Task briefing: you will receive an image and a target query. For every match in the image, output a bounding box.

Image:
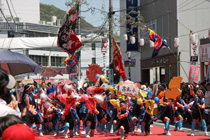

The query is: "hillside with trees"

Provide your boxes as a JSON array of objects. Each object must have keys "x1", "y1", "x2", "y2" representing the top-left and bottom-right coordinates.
[{"x1": 40, "y1": 3, "x2": 94, "y2": 28}]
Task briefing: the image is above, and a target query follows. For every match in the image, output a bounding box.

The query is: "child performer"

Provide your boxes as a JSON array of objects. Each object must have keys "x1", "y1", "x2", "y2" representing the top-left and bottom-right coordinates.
[
  {"x1": 110, "y1": 99, "x2": 120, "y2": 136},
  {"x1": 115, "y1": 100, "x2": 130, "y2": 140},
  {"x1": 85, "y1": 97, "x2": 99, "y2": 138},
  {"x1": 76, "y1": 88, "x2": 87, "y2": 134},
  {"x1": 174, "y1": 95, "x2": 185, "y2": 132},
  {"x1": 130, "y1": 98, "x2": 144, "y2": 135},
  {"x1": 63, "y1": 97, "x2": 80, "y2": 138},
  {"x1": 52, "y1": 101, "x2": 62, "y2": 137},
  {"x1": 190, "y1": 89, "x2": 209, "y2": 136},
  {"x1": 159, "y1": 98, "x2": 174, "y2": 135},
  {"x1": 96, "y1": 101, "x2": 111, "y2": 135}
]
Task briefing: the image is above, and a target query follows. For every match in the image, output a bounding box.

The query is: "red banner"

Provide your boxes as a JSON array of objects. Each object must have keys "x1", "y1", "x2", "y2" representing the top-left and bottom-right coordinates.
[
  {"x1": 113, "y1": 39, "x2": 126, "y2": 79},
  {"x1": 189, "y1": 65, "x2": 200, "y2": 83}
]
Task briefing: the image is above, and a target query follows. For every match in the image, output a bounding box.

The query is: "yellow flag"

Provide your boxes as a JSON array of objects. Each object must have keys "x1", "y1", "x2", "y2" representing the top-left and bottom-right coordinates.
[
  {"x1": 145, "y1": 100, "x2": 154, "y2": 116},
  {"x1": 139, "y1": 89, "x2": 148, "y2": 98}
]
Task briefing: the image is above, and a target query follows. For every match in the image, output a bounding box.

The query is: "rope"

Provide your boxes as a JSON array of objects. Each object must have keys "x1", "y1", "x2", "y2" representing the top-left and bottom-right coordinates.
[{"x1": 167, "y1": 47, "x2": 203, "y2": 121}]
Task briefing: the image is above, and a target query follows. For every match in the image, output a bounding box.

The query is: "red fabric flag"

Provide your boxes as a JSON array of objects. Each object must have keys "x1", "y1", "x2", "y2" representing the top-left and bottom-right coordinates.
[
  {"x1": 113, "y1": 39, "x2": 126, "y2": 79},
  {"x1": 57, "y1": 1, "x2": 82, "y2": 55},
  {"x1": 86, "y1": 97, "x2": 97, "y2": 114}
]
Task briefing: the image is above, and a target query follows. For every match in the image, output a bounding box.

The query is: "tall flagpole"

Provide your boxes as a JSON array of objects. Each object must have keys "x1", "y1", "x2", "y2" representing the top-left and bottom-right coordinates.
[
  {"x1": 109, "y1": 0, "x2": 113, "y2": 84},
  {"x1": 78, "y1": 0, "x2": 81, "y2": 81}
]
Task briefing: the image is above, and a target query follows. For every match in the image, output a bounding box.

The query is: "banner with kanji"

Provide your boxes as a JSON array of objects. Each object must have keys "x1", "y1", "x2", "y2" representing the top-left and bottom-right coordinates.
[
  {"x1": 57, "y1": 0, "x2": 82, "y2": 55},
  {"x1": 64, "y1": 48, "x2": 81, "y2": 74},
  {"x1": 189, "y1": 65, "x2": 200, "y2": 83},
  {"x1": 119, "y1": 84, "x2": 139, "y2": 96},
  {"x1": 113, "y1": 39, "x2": 126, "y2": 80}
]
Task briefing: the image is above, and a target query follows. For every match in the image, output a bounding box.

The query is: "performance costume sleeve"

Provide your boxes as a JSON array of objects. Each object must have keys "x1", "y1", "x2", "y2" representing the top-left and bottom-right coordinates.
[
  {"x1": 201, "y1": 98, "x2": 205, "y2": 104},
  {"x1": 74, "y1": 110, "x2": 80, "y2": 121},
  {"x1": 139, "y1": 106, "x2": 146, "y2": 121},
  {"x1": 131, "y1": 101, "x2": 138, "y2": 116},
  {"x1": 70, "y1": 108, "x2": 80, "y2": 121},
  {"x1": 183, "y1": 101, "x2": 195, "y2": 110}
]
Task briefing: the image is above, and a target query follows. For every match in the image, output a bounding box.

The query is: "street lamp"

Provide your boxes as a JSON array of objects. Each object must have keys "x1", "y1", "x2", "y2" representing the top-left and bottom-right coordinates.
[{"x1": 127, "y1": 51, "x2": 131, "y2": 80}]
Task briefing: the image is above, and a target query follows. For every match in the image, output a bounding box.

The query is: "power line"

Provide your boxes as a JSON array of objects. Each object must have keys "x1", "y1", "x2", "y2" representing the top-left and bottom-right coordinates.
[
  {"x1": 9, "y1": 0, "x2": 18, "y2": 18},
  {"x1": 6, "y1": 0, "x2": 16, "y2": 25},
  {"x1": 178, "y1": 0, "x2": 190, "y2": 8},
  {"x1": 178, "y1": 0, "x2": 194, "y2": 10},
  {"x1": 0, "y1": 8, "x2": 15, "y2": 32},
  {"x1": 178, "y1": 1, "x2": 206, "y2": 13},
  {"x1": 152, "y1": 3, "x2": 191, "y2": 31}
]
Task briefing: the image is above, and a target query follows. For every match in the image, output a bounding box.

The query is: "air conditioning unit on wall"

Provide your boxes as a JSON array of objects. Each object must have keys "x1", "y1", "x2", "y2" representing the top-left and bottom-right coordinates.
[
  {"x1": 14, "y1": 17, "x2": 19, "y2": 22},
  {"x1": 6, "y1": 16, "x2": 12, "y2": 21}
]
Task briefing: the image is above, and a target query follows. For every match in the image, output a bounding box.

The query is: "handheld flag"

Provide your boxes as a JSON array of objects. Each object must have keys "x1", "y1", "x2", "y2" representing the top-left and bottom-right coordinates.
[
  {"x1": 165, "y1": 76, "x2": 183, "y2": 100},
  {"x1": 64, "y1": 48, "x2": 81, "y2": 74},
  {"x1": 148, "y1": 28, "x2": 168, "y2": 58},
  {"x1": 57, "y1": 0, "x2": 82, "y2": 55},
  {"x1": 113, "y1": 39, "x2": 126, "y2": 80}
]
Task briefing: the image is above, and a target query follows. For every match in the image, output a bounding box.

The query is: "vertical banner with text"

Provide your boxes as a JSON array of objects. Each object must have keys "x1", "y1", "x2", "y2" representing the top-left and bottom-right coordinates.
[
  {"x1": 126, "y1": 0, "x2": 138, "y2": 51},
  {"x1": 190, "y1": 33, "x2": 199, "y2": 62},
  {"x1": 189, "y1": 65, "x2": 200, "y2": 83}
]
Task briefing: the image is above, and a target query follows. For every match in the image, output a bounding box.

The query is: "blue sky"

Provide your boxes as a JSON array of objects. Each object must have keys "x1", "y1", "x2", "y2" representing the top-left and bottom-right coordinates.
[{"x1": 40, "y1": 0, "x2": 120, "y2": 28}]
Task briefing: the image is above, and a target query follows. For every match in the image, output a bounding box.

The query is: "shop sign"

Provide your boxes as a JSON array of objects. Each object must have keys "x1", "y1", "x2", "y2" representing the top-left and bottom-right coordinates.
[
  {"x1": 124, "y1": 59, "x2": 136, "y2": 67},
  {"x1": 189, "y1": 65, "x2": 200, "y2": 83},
  {"x1": 199, "y1": 44, "x2": 210, "y2": 62},
  {"x1": 151, "y1": 58, "x2": 169, "y2": 66}
]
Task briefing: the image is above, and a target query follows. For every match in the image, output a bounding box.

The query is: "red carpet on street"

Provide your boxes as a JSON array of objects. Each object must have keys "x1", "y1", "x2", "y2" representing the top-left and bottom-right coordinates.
[{"x1": 35, "y1": 126, "x2": 209, "y2": 140}]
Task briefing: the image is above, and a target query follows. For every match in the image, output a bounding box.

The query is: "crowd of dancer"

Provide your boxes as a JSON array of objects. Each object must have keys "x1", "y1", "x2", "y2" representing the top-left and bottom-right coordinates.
[{"x1": 0, "y1": 68, "x2": 209, "y2": 139}]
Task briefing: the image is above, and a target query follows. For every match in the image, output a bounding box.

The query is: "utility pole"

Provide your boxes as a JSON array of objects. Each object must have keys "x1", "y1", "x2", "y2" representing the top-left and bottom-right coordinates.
[
  {"x1": 109, "y1": 0, "x2": 114, "y2": 84},
  {"x1": 78, "y1": 1, "x2": 81, "y2": 81}
]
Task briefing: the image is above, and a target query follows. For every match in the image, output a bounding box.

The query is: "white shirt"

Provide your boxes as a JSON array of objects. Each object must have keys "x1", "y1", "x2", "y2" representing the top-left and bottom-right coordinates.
[{"x1": 0, "y1": 98, "x2": 19, "y2": 117}]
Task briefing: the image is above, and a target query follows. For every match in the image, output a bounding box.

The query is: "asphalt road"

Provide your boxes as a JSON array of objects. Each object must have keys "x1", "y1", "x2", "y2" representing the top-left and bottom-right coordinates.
[{"x1": 153, "y1": 120, "x2": 210, "y2": 137}]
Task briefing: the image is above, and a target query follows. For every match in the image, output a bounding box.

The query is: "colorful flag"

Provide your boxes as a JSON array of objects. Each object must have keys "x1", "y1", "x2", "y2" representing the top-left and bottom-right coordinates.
[
  {"x1": 57, "y1": 0, "x2": 82, "y2": 55},
  {"x1": 64, "y1": 48, "x2": 81, "y2": 74},
  {"x1": 148, "y1": 28, "x2": 168, "y2": 58},
  {"x1": 113, "y1": 39, "x2": 126, "y2": 80}
]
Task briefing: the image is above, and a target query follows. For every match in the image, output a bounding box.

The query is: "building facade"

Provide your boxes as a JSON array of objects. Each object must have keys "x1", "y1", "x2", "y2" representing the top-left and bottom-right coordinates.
[
  {"x1": 120, "y1": 0, "x2": 210, "y2": 84},
  {"x1": 0, "y1": 0, "x2": 40, "y2": 23},
  {"x1": 0, "y1": 0, "x2": 109, "y2": 82}
]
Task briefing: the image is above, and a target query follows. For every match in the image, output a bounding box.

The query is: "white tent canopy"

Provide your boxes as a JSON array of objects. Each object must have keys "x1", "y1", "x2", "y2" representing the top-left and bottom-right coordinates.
[
  {"x1": 0, "y1": 37, "x2": 56, "y2": 49},
  {"x1": 0, "y1": 34, "x2": 105, "y2": 49}
]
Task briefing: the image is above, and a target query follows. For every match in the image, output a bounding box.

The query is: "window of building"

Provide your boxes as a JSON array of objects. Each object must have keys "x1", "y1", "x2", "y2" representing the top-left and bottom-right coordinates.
[
  {"x1": 56, "y1": 57, "x2": 61, "y2": 67},
  {"x1": 51, "y1": 56, "x2": 56, "y2": 66},
  {"x1": 61, "y1": 57, "x2": 66, "y2": 66},
  {"x1": 92, "y1": 43, "x2": 95, "y2": 50},
  {"x1": 37, "y1": 56, "x2": 42, "y2": 65},
  {"x1": 92, "y1": 58, "x2": 96, "y2": 64},
  {"x1": 42, "y1": 56, "x2": 48, "y2": 66}
]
